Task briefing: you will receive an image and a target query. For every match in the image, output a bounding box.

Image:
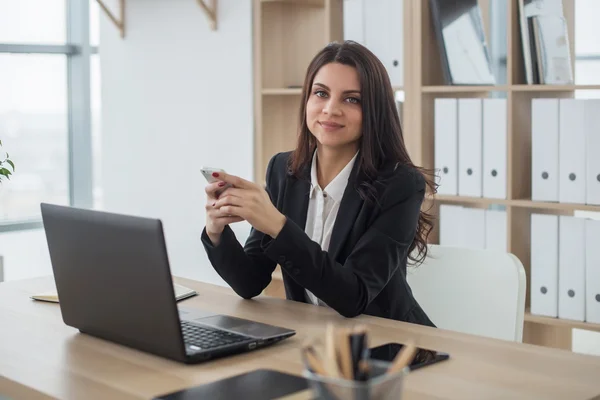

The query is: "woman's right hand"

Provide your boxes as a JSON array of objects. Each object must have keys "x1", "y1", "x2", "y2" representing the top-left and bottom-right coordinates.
[{"x1": 205, "y1": 182, "x2": 244, "y2": 246}]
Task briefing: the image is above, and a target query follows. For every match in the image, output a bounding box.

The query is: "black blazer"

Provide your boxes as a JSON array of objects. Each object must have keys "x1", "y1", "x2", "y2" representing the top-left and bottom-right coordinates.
[{"x1": 201, "y1": 151, "x2": 435, "y2": 327}]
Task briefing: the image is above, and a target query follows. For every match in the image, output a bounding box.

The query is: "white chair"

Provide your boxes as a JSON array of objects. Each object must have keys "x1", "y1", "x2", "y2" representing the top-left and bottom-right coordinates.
[{"x1": 407, "y1": 244, "x2": 526, "y2": 342}]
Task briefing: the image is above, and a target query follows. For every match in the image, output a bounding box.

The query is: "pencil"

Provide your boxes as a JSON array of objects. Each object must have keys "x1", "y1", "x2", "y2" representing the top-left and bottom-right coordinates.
[{"x1": 387, "y1": 342, "x2": 417, "y2": 374}]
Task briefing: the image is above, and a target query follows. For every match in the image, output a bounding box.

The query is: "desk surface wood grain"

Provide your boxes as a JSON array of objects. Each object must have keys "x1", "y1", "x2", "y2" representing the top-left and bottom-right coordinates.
[{"x1": 1, "y1": 276, "x2": 599, "y2": 400}]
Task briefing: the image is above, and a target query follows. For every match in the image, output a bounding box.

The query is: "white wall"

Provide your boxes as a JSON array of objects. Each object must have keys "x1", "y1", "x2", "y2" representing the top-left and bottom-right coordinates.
[
  {"x1": 100, "y1": 0, "x2": 253, "y2": 285},
  {"x1": 0, "y1": 230, "x2": 51, "y2": 282}
]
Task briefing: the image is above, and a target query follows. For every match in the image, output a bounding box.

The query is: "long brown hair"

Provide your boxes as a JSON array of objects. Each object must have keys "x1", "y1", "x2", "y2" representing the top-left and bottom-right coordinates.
[{"x1": 288, "y1": 40, "x2": 437, "y2": 266}]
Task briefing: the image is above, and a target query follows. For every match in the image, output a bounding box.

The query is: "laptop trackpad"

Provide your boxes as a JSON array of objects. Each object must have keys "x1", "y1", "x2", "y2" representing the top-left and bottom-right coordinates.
[{"x1": 196, "y1": 315, "x2": 288, "y2": 338}]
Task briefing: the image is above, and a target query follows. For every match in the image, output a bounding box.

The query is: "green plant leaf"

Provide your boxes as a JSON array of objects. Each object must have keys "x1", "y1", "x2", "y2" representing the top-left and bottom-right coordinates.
[
  {"x1": 6, "y1": 159, "x2": 15, "y2": 171},
  {"x1": 0, "y1": 167, "x2": 11, "y2": 175}
]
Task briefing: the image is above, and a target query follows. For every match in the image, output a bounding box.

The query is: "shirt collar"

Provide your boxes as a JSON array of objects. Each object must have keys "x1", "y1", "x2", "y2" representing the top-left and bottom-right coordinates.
[{"x1": 309, "y1": 150, "x2": 359, "y2": 203}]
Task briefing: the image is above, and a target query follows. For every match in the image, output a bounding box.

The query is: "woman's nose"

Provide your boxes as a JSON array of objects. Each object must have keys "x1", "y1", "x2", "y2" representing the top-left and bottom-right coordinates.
[{"x1": 322, "y1": 100, "x2": 342, "y2": 116}]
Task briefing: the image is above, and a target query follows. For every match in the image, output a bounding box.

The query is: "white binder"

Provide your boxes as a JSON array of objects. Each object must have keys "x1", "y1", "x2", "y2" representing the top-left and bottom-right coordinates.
[
  {"x1": 364, "y1": 0, "x2": 403, "y2": 87},
  {"x1": 558, "y1": 216, "x2": 586, "y2": 321},
  {"x1": 585, "y1": 219, "x2": 600, "y2": 324},
  {"x1": 434, "y1": 98, "x2": 458, "y2": 195},
  {"x1": 463, "y1": 208, "x2": 486, "y2": 250},
  {"x1": 530, "y1": 214, "x2": 559, "y2": 318},
  {"x1": 532, "y1": 99, "x2": 559, "y2": 202},
  {"x1": 439, "y1": 205, "x2": 464, "y2": 247},
  {"x1": 485, "y1": 209, "x2": 507, "y2": 252},
  {"x1": 559, "y1": 99, "x2": 586, "y2": 204},
  {"x1": 585, "y1": 99, "x2": 600, "y2": 205},
  {"x1": 482, "y1": 99, "x2": 507, "y2": 199},
  {"x1": 343, "y1": 0, "x2": 365, "y2": 45},
  {"x1": 458, "y1": 99, "x2": 483, "y2": 197}
]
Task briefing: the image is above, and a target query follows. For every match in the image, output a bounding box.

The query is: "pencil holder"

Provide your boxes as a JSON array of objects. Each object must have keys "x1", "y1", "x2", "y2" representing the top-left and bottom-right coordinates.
[{"x1": 303, "y1": 360, "x2": 407, "y2": 400}]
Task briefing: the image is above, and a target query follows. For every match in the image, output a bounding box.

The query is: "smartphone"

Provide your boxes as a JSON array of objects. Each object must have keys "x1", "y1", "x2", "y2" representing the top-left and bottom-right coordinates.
[
  {"x1": 201, "y1": 166, "x2": 232, "y2": 197},
  {"x1": 200, "y1": 166, "x2": 227, "y2": 184},
  {"x1": 369, "y1": 343, "x2": 449, "y2": 371}
]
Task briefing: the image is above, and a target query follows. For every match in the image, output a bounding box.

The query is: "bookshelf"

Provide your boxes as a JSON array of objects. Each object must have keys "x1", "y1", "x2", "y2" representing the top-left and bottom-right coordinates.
[
  {"x1": 253, "y1": 0, "x2": 600, "y2": 350},
  {"x1": 409, "y1": 0, "x2": 600, "y2": 350}
]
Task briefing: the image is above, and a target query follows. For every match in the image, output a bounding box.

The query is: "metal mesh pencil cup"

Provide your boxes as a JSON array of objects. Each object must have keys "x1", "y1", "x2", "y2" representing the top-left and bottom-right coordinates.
[{"x1": 303, "y1": 360, "x2": 408, "y2": 400}]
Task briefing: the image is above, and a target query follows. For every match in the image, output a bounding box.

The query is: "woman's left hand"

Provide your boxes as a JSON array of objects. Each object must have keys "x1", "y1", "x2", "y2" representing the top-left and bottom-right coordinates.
[{"x1": 211, "y1": 171, "x2": 287, "y2": 238}]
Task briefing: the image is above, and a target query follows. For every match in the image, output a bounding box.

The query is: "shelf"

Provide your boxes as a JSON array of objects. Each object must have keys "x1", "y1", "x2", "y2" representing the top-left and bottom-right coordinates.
[
  {"x1": 525, "y1": 311, "x2": 600, "y2": 332},
  {"x1": 511, "y1": 199, "x2": 600, "y2": 213},
  {"x1": 96, "y1": 0, "x2": 125, "y2": 38},
  {"x1": 422, "y1": 84, "x2": 600, "y2": 93},
  {"x1": 262, "y1": 88, "x2": 303, "y2": 95},
  {"x1": 431, "y1": 196, "x2": 600, "y2": 213},
  {"x1": 196, "y1": 0, "x2": 218, "y2": 31},
  {"x1": 422, "y1": 85, "x2": 508, "y2": 93},
  {"x1": 431, "y1": 195, "x2": 511, "y2": 207},
  {"x1": 512, "y1": 84, "x2": 600, "y2": 92},
  {"x1": 261, "y1": 0, "x2": 324, "y2": 7}
]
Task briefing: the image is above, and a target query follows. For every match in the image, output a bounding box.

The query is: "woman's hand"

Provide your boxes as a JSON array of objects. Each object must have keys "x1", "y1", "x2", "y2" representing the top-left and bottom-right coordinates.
[
  {"x1": 212, "y1": 171, "x2": 287, "y2": 238},
  {"x1": 205, "y1": 181, "x2": 244, "y2": 245}
]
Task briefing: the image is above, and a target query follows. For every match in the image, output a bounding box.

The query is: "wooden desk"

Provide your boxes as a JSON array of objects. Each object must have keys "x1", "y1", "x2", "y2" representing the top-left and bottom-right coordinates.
[{"x1": 1, "y1": 277, "x2": 599, "y2": 400}]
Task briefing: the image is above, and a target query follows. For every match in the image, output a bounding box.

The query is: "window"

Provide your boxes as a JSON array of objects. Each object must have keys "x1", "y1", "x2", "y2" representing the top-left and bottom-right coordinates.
[
  {"x1": 0, "y1": 0, "x2": 100, "y2": 230},
  {"x1": 0, "y1": 54, "x2": 69, "y2": 221},
  {"x1": 0, "y1": 0, "x2": 66, "y2": 44}
]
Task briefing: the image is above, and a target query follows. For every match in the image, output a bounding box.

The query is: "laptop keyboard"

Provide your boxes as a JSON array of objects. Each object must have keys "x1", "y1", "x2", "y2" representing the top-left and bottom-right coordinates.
[{"x1": 180, "y1": 321, "x2": 250, "y2": 351}]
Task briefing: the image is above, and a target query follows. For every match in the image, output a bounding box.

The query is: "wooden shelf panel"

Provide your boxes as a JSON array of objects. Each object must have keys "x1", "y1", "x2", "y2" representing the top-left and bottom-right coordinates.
[
  {"x1": 431, "y1": 196, "x2": 600, "y2": 213},
  {"x1": 260, "y1": 1, "x2": 326, "y2": 89},
  {"x1": 512, "y1": 84, "x2": 600, "y2": 92},
  {"x1": 261, "y1": 0, "x2": 324, "y2": 7},
  {"x1": 422, "y1": 85, "x2": 509, "y2": 93},
  {"x1": 431, "y1": 195, "x2": 511, "y2": 207},
  {"x1": 511, "y1": 199, "x2": 600, "y2": 213},
  {"x1": 525, "y1": 310, "x2": 600, "y2": 332},
  {"x1": 422, "y1": 85, "x2": 600, "y2": 93},
  {"x1": 262, "y1": 88, "x2": 302, "y2": 95}
]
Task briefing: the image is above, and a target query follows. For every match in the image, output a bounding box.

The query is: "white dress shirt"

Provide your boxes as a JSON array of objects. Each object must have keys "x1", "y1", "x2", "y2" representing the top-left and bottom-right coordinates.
[{"x1": 304, "y1": 150, "x2": 359, "y2": 306}]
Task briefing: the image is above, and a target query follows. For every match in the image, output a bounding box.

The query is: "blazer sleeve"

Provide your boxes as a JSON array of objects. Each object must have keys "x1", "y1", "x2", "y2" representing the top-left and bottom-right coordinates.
[
  {"x1": 260, "y1": 170, "x2": 425, "y2": 318},
  {"x1": 200, "y1": 155, "x2": 279, "y2": 299}
]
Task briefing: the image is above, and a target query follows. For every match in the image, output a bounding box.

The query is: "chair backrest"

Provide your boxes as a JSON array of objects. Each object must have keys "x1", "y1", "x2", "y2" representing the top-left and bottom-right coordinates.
[{"x1": 407, "y1": 244, "x2": 526, "y2": 342}]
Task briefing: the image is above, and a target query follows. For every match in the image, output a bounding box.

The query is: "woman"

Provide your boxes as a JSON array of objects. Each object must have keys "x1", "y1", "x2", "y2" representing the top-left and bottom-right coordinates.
[{"x1": 201, "y1": 41, "x2": 436, "y2": 327}]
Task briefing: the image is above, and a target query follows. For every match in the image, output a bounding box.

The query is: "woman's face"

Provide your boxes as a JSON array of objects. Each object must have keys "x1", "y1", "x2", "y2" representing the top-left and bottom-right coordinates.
[{"x1": 305, "y1": 62, "x2": 363, "y2": 151}]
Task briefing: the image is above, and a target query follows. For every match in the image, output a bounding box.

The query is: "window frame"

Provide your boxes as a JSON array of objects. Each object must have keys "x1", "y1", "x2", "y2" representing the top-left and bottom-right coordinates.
[{"x1": 0, "y1": 0, "x2": 98, "y2": 232}]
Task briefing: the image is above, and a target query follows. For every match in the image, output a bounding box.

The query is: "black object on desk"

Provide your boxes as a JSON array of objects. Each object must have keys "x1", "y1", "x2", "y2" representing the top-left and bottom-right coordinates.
[{"x1": 153, "y1": 369, "x2": 309, "y2": 400}]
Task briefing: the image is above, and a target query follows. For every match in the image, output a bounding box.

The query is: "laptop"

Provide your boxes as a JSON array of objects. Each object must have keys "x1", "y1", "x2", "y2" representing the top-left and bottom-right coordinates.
[{"x1": 40, "y1": 203, "x2": 296, "y2": 364}]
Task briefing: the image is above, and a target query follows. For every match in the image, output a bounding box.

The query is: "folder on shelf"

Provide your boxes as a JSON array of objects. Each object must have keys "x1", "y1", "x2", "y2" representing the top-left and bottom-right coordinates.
[
  {"x1": 343, "y1": 0, "x2": 365, "y2": 45},
  {"x1": 458, "y1": 99, "x2": 483, "y2": 197},
  {"x1": 485, "y1": 209, "x2": 507, "y2": 252},
  {"x1": 31, "y1": 283, "x2": 197, "y2": 303},
  {"x1": 532, "y1": 98, "x2": 559, "y2": 202},
  {"x1": 559, "y1": 99, "x2": 587, "y2": 204},
  {"x1": 429, "y1": 0, "x2": 496, "y2": 85},
  {"x1": 530, "y1": 14, "x2": 573, "y2": 85},
  {"x1": 434, "y1": 98, "x2": 458, "y2": 195},
  {"x1": 530, "y1": 213, "x2": 559, "y2": 318},
  {"x1": 439, "y1": 205, "x2": 464, "y2": 247},
  {"x1": 462, "y1": 207, "x2": 486, "y2": 250},
  {"x1": 558, "y1": 216, "x2": 586, "y2": 322},
  {"x1": 482, "y1": 99, "x2": 507, "y2": 199},
  {"x1": 585, "y1": 219, "x2": 600, "y2": 324},
  {"x1": 361, "y1": 0, "x2": 403, "y2": 88},
  {"x1": 585, "y1": 99, "x2": 600, "y2": 205},
  {"x1": 517, "y1": 0, "x2": 565, "y2": 84}
]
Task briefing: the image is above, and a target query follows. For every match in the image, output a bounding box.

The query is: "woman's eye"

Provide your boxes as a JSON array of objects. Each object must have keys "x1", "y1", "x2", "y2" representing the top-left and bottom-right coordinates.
[
  {"x1": 347, "y1": 97, "x2": 360, "y2": 104},
  {"x1": 314, "y1": 90, "x2": 327, "y2": 98}
]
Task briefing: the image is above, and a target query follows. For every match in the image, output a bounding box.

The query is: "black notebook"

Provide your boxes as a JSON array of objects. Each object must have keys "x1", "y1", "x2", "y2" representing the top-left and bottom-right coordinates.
[{"x1": 153, "y1": 369, "x2": 309, "y2": 400}]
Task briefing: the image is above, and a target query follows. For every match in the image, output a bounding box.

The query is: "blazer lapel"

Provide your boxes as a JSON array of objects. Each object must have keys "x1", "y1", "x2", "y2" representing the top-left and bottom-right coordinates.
[
  {"x1": 328, "y1": 160, "x2": 364, "y2": 261},
  {"x1": 284, "y1": 176, "x2": 310, "y2": 230},
  {"x1": 281, "y1": 173, "x2": 311, "y2": 302}
]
